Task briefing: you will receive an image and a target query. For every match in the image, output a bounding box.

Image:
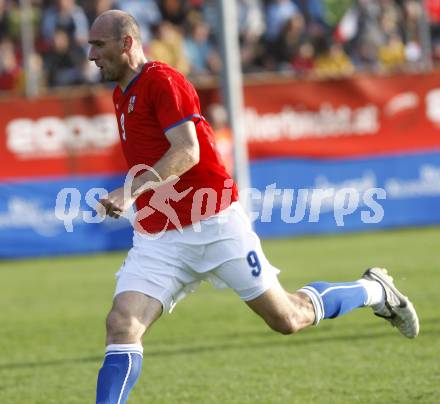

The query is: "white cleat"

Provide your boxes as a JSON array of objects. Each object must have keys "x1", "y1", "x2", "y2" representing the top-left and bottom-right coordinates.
[{"x1": 362, "y1": 267, "x2": 419, "y2": 338}]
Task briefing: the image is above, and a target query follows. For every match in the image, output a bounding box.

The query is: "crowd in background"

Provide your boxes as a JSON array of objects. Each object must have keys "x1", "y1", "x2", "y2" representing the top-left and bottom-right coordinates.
[{"x1": 1, "y1": 0, "x2": 440, "y2": 94}]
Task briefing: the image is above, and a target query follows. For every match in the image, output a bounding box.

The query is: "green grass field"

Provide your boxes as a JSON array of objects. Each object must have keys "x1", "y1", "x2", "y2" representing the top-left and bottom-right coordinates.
[{"x1": 1, "y1": 227, "x2": 439, "y2": 403}]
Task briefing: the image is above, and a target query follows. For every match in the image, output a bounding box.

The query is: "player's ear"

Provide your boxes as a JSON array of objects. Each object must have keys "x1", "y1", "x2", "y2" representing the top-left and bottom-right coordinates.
[{"x1": 122, "y1": 35, "x2": 133, "y2": 52}]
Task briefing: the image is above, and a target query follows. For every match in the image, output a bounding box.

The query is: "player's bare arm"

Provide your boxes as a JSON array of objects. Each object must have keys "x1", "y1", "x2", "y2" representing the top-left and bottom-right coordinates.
[
  {"x1": 99, "y1": 121, "x2": 199, "y2": 218},
  {"x1": 132, "y1": 120, "x2": 200, "y2": 197}
]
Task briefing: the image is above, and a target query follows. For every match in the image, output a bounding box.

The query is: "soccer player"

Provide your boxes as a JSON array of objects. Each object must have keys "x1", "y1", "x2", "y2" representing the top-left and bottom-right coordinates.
[{"x1": 88, "y1": 11, "x2": 419, "y2": 404}]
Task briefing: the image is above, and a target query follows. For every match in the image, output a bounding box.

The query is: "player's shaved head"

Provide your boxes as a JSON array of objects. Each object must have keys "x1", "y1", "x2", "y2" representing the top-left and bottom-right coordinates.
[
  {"x1": 93, "y1": 10, "x2": 142, "y2": 45},
  {"x1": 89, "y1": 10, "x2": 147, "y2": 87}
]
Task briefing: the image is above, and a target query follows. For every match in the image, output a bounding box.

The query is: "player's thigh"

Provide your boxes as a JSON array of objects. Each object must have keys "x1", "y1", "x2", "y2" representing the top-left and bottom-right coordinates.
[
  {"x1": 109, "y1": 291, "x2": 163, "y2": 332},
  {"x1": 212, "y1": 250, "x2": 280, "y2": 302}
]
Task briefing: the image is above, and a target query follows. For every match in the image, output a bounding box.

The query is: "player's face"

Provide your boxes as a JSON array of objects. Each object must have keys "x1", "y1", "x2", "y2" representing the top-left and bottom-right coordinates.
[{"x1": 88, "y1": 21, "x2": 127, "y2": 82}]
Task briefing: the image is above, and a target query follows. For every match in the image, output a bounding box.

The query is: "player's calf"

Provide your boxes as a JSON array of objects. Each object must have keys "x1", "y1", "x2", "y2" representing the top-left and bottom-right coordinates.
[
  {"x1": 246, "y1": 285, "x2": 315, "y2": 334},
  {"x1": 96, "y1": 292, "x2": 163, "y2": 404},
  {"x1": 106, "y1": 309, "x2": 145, "y2": 344},
  {"x1": 105, "y1": 291, "x2": 162, "y2": 344},
  {"x1": 264, "y1": 313, "x2": 300, "y2": 335}
]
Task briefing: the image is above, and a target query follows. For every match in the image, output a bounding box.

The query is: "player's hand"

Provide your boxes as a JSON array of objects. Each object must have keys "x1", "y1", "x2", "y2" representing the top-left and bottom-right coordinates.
[{"x1": 98, "y1": 187, "x2": 135, "y2": 219}]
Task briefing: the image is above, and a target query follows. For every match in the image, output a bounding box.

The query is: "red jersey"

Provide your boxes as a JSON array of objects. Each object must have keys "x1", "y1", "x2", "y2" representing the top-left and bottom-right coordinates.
[{"x1": 113, "y1": 61, "x2": 238, "y2": 233}]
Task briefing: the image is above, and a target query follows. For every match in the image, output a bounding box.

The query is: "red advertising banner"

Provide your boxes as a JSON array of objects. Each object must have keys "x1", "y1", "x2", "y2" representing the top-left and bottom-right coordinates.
[
  {"x1": 2, "y1": 71, "x2": 440, "y2": 180},
  {"x1": 242, "y1": 71, "x2": 440, "y2": 159},
  {"x1": 0, "y1": 89, "x2": 126, "y2": 180}
]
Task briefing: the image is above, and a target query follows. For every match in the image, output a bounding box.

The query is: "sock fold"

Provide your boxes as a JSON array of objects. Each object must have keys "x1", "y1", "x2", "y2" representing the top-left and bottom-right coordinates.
[{"x1": 105, "y1": 343, "x2": 144, "y2": 356}]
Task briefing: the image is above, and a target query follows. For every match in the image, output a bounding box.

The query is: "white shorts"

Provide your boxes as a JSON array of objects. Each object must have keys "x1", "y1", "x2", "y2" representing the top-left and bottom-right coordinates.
[{"x1": 115, "y1": 202, "x2": 280, "y2": 313}]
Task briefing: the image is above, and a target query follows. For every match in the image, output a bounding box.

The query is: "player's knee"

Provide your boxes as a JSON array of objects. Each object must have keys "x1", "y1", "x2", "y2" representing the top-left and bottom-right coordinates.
[
  {"x1": 268, "y1": 315, "x2": 299, "y2": 335},
  {"x1": 106, "y1": 309, "x2": 143, "y2": 340}
]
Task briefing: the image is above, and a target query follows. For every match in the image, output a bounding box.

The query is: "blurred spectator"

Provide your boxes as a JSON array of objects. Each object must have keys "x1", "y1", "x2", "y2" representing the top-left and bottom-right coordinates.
[
  {"x1": 4, "y1": 0, "x2": 42, "y2": 47},
  {"x1": 200, "y1": 0, "x2": 266, "y2": 72},
  {"x1": 264, "y1": 0, "x2": 301, "y2": 69},
  {"x1": 350, "y1": 0, "x2": 387, "y2": 68},
  {"x1": 379, "y1": 2, "x2": 403, "y2": 40},
  {"x1": 265, "y1": 0, "x2": 299, "y2": 42},
  {"x1": 0, "y1": 0, "x2": 11, "y2": 41},
  {"x1": 206, "y1": 103, "x2": 234, "y2": 176},
  {"x1": 238, "y1": 0, "x2": 266, "y2": 72},
  {"x1": 432, "y1": 38, "x2": 440, "y2": 66},
  {"x1": 81, "y1": 0, "x2": 115, "y2": 27},
  {"x1": 375, "y1": 1, "x2": 407, "y2": 71},
  {"x1": 291, "y1": 41, "x2": 315, "y2": 75},
  {"x1": 184, "y1": 18, "x2": 221, "y2": 76},
  {"x1": 353, "y1": 38, "x2": 381, "y2": 71},
  {"x1": 273, "y1": 13, "x2": 307, "y2": 69},
  {"x1": 160, "y1": 0, "x2": 188, "y2": 26},
  {"x1": 427, "y1": 0, "x2": 440, "y2": 42},
  {"x1": 427, "y1": 0, "x2": 440, "y2": 67},
  {"x1": 378, "y1": 32, "x2": 406, "y2": 71},
  {"x1": 43, "y1": 27, "x2": 87, "y2": 87},
  {"x1": 41, "y1": 0, "x2": 89, "y2": 51},
  {"x1": 294, "y1": 0, "x2": 327, "y2": 28},
  {"x1": 148, "y1": 21, "x2": 190, "y2": 75},
  {"x1": 239, "y1": 0, "x2": 266, "y2": 44},
  {"x1": 402, "y1": 0, "x2": 424, "y2": 66},
  {"x1": 314, "y1": 36, "x2": 354, "y2": 78},
  {"x1": 40, "y1": 0, "x2": 90, "y2": 87},
  {"x1": 115, "y1": 0, "x2": 161, "y2": 46},
  {"x1": 200, "y1": 0, "x2": 217, "y2": 37},
  {"x1": 0, "y1": 36, "x2": 23, "y2": 92}
]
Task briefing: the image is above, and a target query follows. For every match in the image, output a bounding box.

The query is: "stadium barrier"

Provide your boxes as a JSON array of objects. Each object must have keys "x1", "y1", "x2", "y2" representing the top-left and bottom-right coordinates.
[{"x1": 2, "y1": 72, "x2": 440, "y2": 258}]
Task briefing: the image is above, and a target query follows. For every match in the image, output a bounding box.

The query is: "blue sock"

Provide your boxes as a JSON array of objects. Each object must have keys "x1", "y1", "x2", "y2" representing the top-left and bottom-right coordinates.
[
  {"x1": 96, "y1": 344, "x2": 143, "y2": 404},
  {"x1": 299, "y1": 281, "x2": 367, "y2": 325}
]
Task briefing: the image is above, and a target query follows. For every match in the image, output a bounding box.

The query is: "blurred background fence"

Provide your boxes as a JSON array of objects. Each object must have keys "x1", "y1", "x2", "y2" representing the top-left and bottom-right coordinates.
[{"x1": 2, "y1": 0, "x2": 440, "y2": 258}]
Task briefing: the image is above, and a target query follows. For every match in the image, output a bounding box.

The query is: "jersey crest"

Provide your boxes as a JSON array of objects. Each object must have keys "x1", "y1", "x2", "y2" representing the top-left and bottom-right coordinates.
[{"x1": 128, "y1": 95, "x2": 136, "y2": 114}]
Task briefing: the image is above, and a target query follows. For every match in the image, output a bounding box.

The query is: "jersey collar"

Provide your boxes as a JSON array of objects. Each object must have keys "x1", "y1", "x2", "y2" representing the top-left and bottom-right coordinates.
[{"x1": 121, "y1": 63, "x2": 148, "y2": 95}]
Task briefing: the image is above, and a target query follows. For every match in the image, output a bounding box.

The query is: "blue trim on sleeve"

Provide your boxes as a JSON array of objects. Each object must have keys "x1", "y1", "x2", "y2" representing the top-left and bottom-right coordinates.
[{"x1": 164, "y1": 114, "x2": 204, "y2": 132}]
